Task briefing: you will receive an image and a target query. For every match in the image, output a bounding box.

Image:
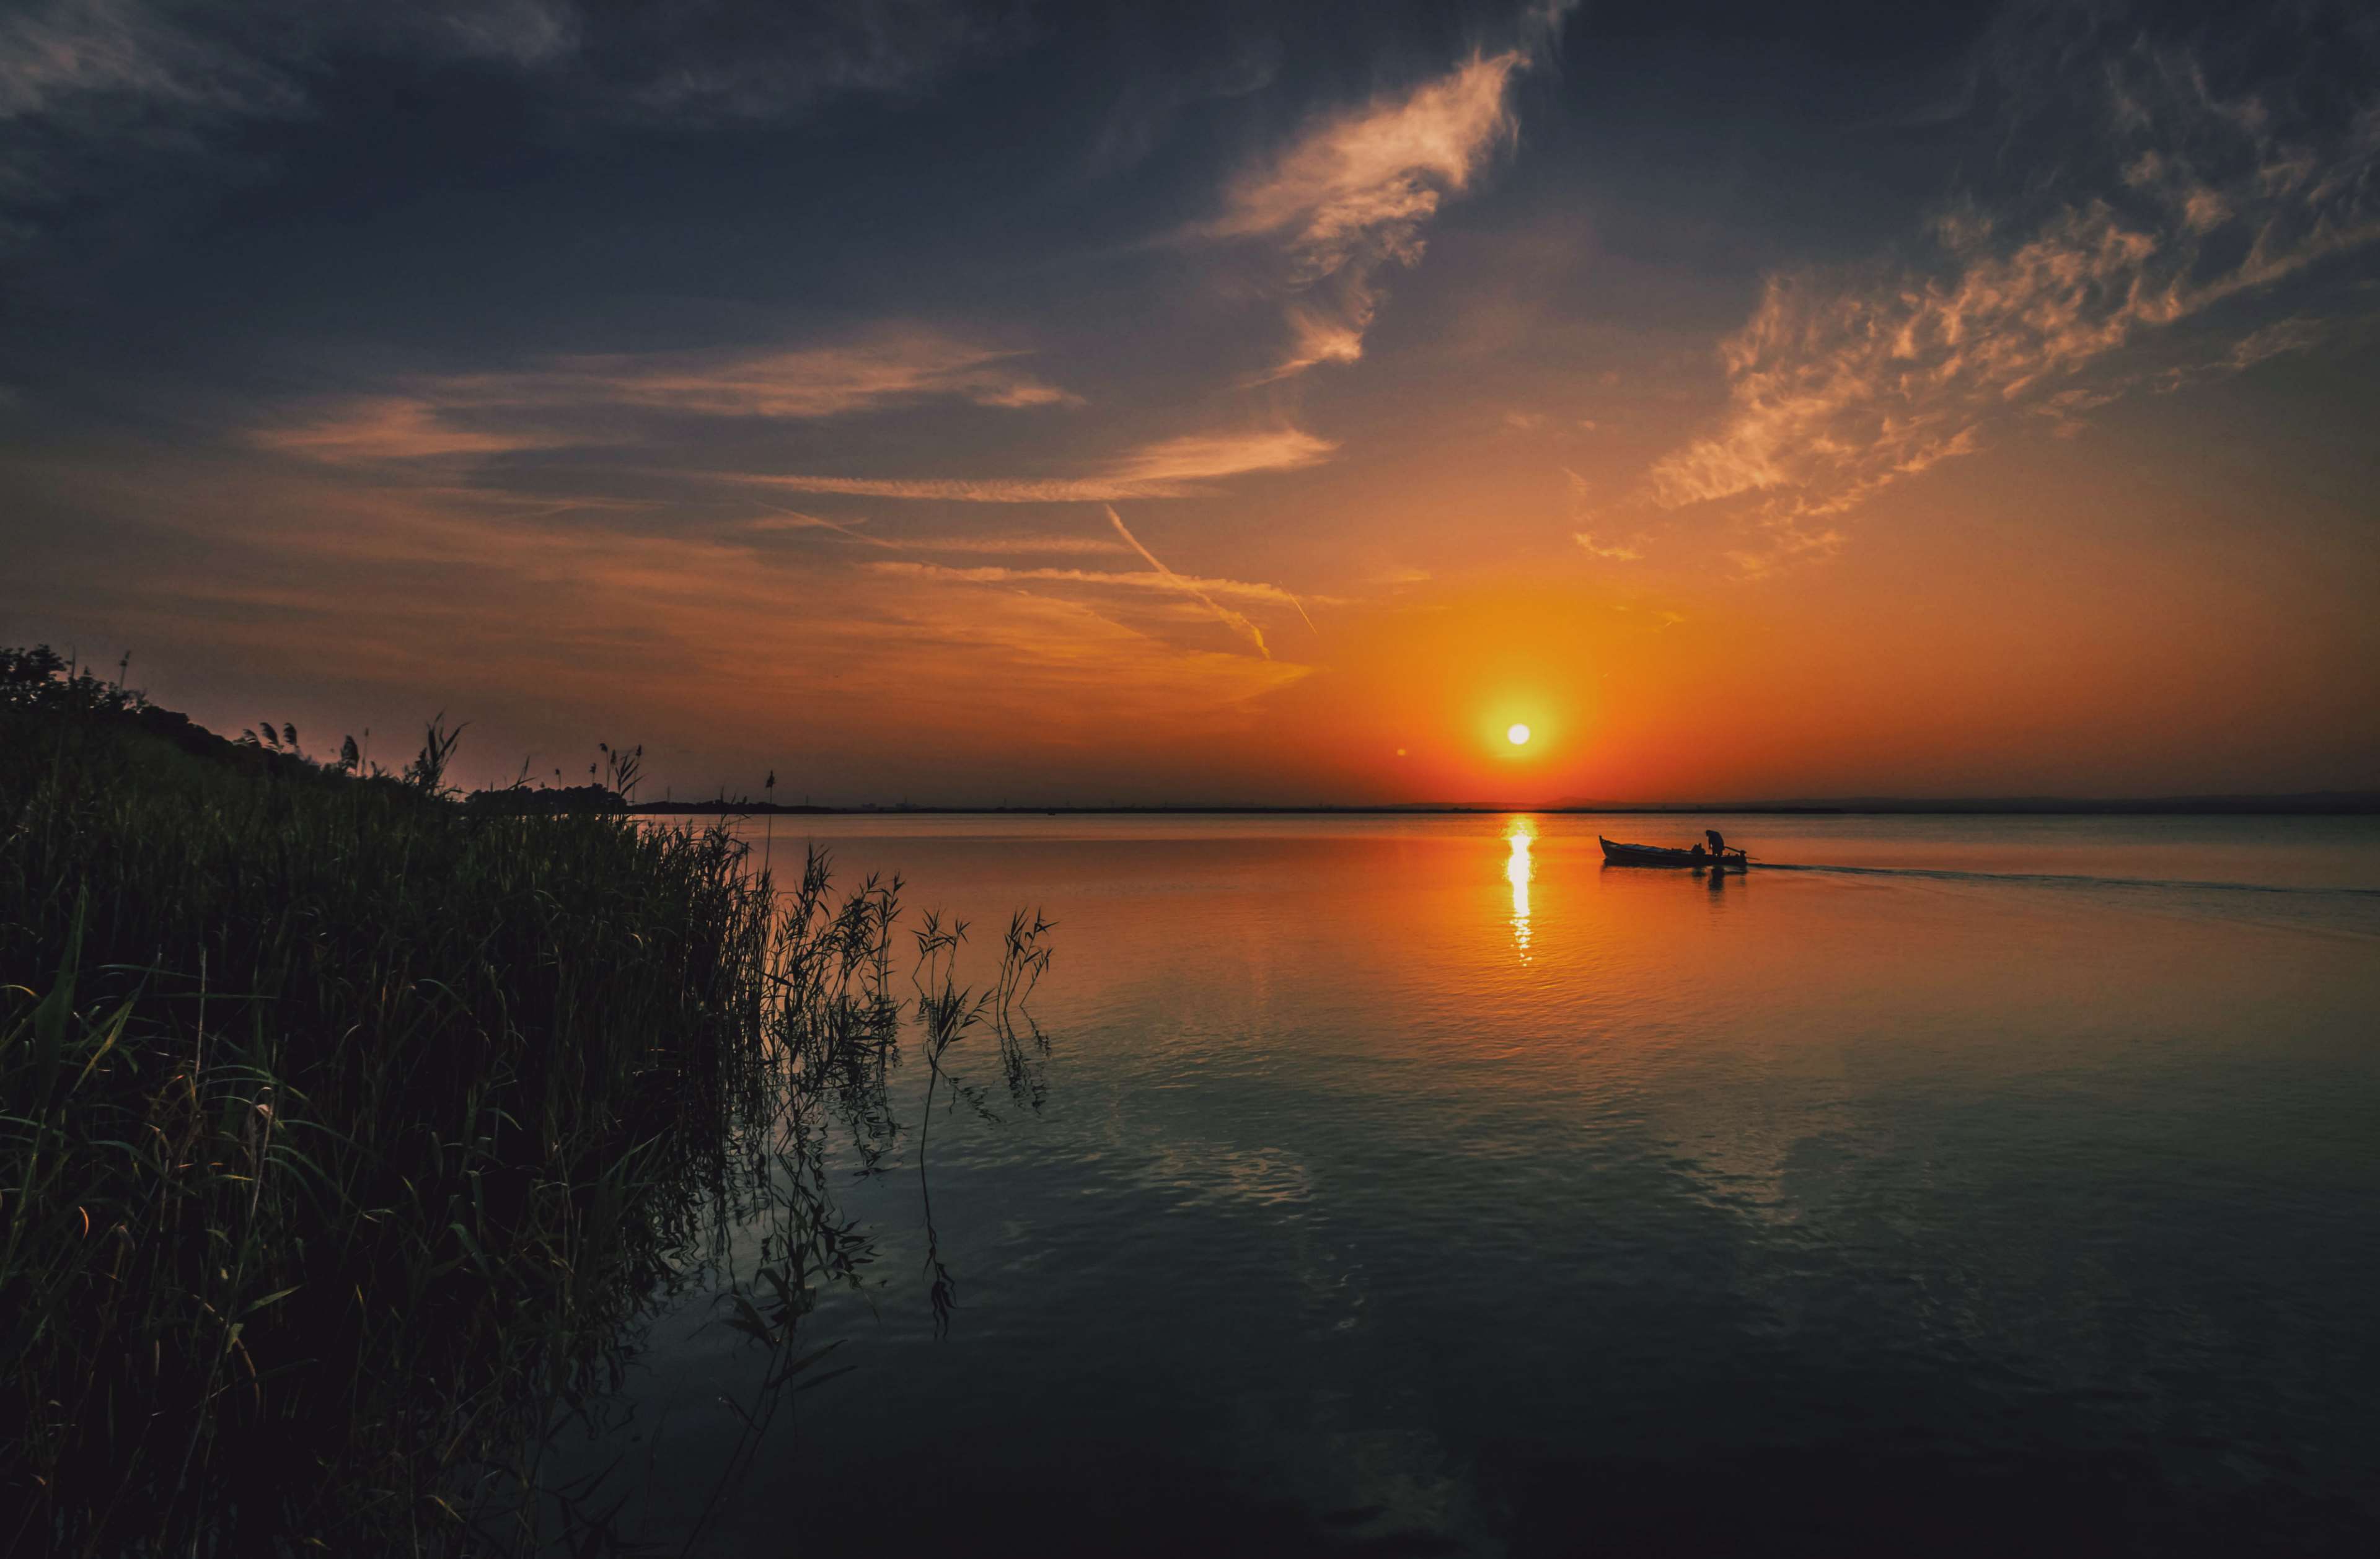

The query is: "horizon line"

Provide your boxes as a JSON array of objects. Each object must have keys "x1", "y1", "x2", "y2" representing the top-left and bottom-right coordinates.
[{"x1": 627, "y1": 792, "x2": 2380, "y2": 818}]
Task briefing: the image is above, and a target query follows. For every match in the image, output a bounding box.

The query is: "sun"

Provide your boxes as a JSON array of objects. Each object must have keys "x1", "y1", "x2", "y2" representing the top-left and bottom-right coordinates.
[{"x1": 1507, "y1": 723, "x2": 1532, "y2": 747}]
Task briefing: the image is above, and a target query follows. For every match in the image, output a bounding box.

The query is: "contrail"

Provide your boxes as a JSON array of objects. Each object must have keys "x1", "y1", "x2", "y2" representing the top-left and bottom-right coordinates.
[
  {"x1": 750, "y1": 501, "x2": 896, "y2": 547},
  {"x1": 1105, "y1": 506, "x2": 1270, "y2": 659}
]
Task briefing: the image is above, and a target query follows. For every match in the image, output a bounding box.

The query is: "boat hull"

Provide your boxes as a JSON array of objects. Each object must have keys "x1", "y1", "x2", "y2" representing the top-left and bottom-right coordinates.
[{"x1": 1599, "y1": 836, "x2": 1747, "y2": 870}]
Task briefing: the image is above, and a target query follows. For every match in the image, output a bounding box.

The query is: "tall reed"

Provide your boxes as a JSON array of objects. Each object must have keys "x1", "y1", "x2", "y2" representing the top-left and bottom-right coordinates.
[{"x1": 0, "y1": 660, "x2": 1049, "y2": 1555}]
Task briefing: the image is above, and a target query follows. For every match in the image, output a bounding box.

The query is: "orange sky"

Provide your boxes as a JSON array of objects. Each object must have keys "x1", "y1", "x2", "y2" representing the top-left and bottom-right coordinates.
[{"x1": 4, "y1": 0, "x2": 2376, "y2": 802}]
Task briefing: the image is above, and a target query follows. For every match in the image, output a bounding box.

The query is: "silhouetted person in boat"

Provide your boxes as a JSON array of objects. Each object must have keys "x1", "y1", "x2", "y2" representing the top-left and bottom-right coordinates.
[
  {"x1": 1689, "y1": 843, "x2": 1708, "y2": 863},
  {"x1": 1706, "y1": 828, "x2": 1727, "y2": 859}
]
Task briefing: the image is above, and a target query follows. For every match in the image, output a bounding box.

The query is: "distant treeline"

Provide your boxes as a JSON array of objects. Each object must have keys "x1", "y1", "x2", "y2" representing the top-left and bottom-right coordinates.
[
  {"x1": 1, "y1": 643, "x2": 648, "y2": 814},
  {"x1": 1, "y1": 643, "x2": 390, "y2": 788},
  {"x1": 466, "y1": 781, "x2": 633, "y2": 814},
  {"x1": 636, "y1": 798, "x2": 837, "y2": 815}
]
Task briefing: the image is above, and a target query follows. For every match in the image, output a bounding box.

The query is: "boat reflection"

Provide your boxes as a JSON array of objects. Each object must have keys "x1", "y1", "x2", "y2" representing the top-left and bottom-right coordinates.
[{"x1": 1505, "y1": 817, "x2": 1535, "y2": 960}]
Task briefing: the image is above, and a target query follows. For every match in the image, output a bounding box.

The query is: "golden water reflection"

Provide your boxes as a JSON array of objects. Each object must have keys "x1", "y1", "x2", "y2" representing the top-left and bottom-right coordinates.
[{"x1": 1504, "y1": 817, "x2": 1535, "y2": 960}]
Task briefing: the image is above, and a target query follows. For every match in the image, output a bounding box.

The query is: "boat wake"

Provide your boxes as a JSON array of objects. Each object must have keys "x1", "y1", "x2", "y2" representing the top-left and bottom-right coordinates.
[
  {"x1": 1755, "y1": 861, "x2": 2378, "y2": 895},
  {"x1": 1751, "y1": 861, "x2": 2380, "y2": 934}
]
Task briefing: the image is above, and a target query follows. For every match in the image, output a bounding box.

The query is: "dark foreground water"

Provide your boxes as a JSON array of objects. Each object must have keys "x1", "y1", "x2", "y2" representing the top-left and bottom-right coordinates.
[{"x1": 570, "y1": 815, "x2": 2380, "y2": 1557}]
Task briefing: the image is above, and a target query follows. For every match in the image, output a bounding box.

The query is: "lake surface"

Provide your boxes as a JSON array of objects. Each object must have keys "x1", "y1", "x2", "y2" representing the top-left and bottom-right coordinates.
[{"x1": 573, "y1": 814, "x2": 2380, "y2": 1556}]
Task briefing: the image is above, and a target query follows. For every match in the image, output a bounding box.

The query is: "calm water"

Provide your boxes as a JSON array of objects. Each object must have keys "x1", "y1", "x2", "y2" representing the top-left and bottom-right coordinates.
[{"x1": 576, "y1": 814, "x2": 2380, "y2": 1556}]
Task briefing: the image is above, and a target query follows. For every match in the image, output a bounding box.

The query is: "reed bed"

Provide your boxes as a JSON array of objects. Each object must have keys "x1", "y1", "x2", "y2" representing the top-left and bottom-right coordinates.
[{"x1": 0, "y1": 651, "x2": 1049, "y2": 1555}]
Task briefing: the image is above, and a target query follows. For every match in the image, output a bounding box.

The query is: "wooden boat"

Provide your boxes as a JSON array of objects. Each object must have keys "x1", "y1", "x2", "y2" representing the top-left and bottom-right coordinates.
[{"x1": 1599, "y1": 836, "x2": 1748, "y2": 870}]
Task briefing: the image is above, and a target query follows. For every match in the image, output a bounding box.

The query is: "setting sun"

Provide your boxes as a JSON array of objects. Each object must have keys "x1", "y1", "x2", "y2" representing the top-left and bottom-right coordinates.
[{"x1": 1507, "y1": 724, "x2": 1532, "y2": 746}]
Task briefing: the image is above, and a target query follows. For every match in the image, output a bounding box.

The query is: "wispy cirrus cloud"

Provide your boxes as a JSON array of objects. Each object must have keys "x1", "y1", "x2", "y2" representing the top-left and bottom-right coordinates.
[
  {"x1": 1631, "y1": 1, "x2": 2380, "y2": 572},
  {"x1": 1202, "y1": 2, "x2": 1575, "y2": 377},
  {"x1": 0, "y1": 0, "x2": 998, "y2": 132},
  {"x1": 2148, "y1": 314, "x2": 2339, "y2": 395},
  {"x1": 743, "y1": 427, "x2": 1336, "y2": 503},
  {"x1": 1572, "y1": 533, "x2": 1643, "y2": 561},
  {"x1": 582, "y1": 1, "x2": 1016, "y2": 123},
  {"x1": 0, "y1": 0, "x2": 299, "y2": 222},
  {"x1": 549, "y1": 335, "x2": 1077, "y2": 418},
  {"x1": 0, "y1": 1, "x2": 560, "y2": 217},
  {"x1": 744, "y1": 514, "x2": 1127, "y2": 556},
  {"x1": 252, "y1": 329, "x2": 1077, "y2": 464},
  {"x1": 866, "y1": 559, "x2": 1305, "y2": 612},
  {"x1": 853, "y1": 505, "x2": 1320, "y2": 662},
  {"x1": 0, "y1": 0, "x2": 302, "y2": 126},
  {"x1": 77, "y1": 458, "x2": 1312, "y2": 757},
  {"x1": 251, "y1": 395, "x2": 555, "y2": 463},
  {"x1": 895, "y1": 533, "x2": 1129, "y2": 555},
  {"x1": 0, "y1": 0, "x2": 1007, "y2": 227},
  {"x1": 1563, "y1": 467, "x2": 1641, "y2": 561}
]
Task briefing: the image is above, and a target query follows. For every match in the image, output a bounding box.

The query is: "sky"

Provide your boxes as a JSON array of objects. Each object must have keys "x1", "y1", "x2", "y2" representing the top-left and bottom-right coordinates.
[{"x1": 3, "y1": 0, "x2": 2376, "y2": 804}]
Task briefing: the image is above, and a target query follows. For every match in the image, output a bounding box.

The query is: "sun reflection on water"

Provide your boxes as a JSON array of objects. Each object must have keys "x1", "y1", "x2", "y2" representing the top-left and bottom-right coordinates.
[{"x1": 1505, "y1": 817, "x2": 1535, "y2": 960}]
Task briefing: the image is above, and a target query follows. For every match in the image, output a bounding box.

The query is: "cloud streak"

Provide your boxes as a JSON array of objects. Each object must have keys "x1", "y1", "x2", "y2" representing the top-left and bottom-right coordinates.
[
  {"x1": 866, "y1": 557, "x2": 1307, "y2": 612},
  {"x1": 1564, "y1": 467, "x2": 1642, "y2": 561},
  {"x1": 0, "y1": 1, "x2": 301, "y2": 125},
  {"x1": 744, "y1": 427, "x2": 1336, "y2": 503},
  {"x1": 545, "y1": 335, "x2": 1077, "y2": 418},
  {"x1": 1205, "y1": 2, "x2": 1575, "y2": 377},
  {"x1": 253, "y1": 329, "x2": 1077, "y2": 464},
  {"x1": 0, "y1": 1, "x2": 1005, "y2": 217},
  {"x1": 43, "y1": 450, "x2": 1311, "y2": 759},
  {"x1": 252, "y1": 395, "x2": 558, "y2": 462},
  {"x1": 1105, "y1": 507, "x2": 1271, "y2": 657},
  {"x1": 814, "y1": 530, "x2": 1129, "y2": 556},
  {"x1": 744, "y1": 511, "x2": 1130, "y2": 556}
]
